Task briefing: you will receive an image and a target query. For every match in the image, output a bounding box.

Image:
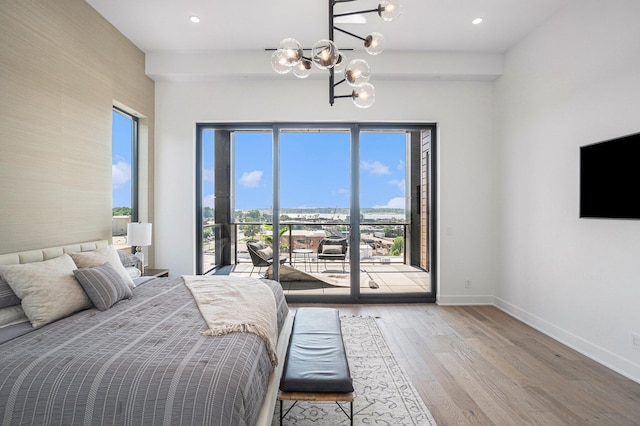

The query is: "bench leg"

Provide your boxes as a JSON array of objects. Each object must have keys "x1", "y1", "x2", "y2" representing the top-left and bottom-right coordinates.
[
  {"x1": 334, "y1": 400, "x2": 354, "y2": 425},
  {"x1": 281, "y1": 399, "x2": 352, "y2": 424},
  {"x1": 280, "y1": 400, "x2": 299, "y2": 425}
]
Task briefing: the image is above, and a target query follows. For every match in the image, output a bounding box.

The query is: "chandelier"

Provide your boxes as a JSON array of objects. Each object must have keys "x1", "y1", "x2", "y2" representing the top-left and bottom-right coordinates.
[{"x1": 270, "y1": 0, "x2": 401, "y2": 108}]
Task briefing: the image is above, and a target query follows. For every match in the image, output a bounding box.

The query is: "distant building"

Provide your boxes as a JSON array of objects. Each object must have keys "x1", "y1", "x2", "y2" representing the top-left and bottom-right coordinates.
[{"x1": 112, "y1": 215, "x2": 131, "y2": 236}]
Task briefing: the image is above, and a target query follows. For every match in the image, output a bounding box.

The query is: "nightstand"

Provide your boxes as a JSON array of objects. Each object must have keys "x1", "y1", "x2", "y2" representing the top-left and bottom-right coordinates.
[{"x1": 142, "y1": 268, "x2": 169, "y2": 278}]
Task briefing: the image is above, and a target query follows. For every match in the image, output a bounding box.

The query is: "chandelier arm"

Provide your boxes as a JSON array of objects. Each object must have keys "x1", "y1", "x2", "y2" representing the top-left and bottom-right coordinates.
[
  {"x1": 333, "y1": 26, "x2": 367, "y2": 42},
  {"x1": 329, "y1": 67, "x2": 335, "y2": 106},
  {"x1": 333, "y1": 78, "x2": 347, "y2": 87},
  {"x1": 333, "y1": 94, "x2": 354, "y2": 99},
  {"x1": 334, "y1": 8, "x2": 380, "y2": 18}
]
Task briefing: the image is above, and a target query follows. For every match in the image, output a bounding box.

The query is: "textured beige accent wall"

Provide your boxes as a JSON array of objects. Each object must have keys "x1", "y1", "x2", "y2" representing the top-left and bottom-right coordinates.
[{"x1": 0, "y1": 0, "x2": 154, "y2": 255}]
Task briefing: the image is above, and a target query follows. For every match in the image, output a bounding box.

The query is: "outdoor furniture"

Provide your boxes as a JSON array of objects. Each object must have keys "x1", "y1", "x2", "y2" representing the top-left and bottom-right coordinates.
[
  {"x1": 292, "y1": 248, "x2": 313, "y2": 272},
  {"x1": 246, "y1": 240, "x2": 287, "y2": 276},
  {"x1": 317, "y1": 236, "x2": 348, "y2": 272}
]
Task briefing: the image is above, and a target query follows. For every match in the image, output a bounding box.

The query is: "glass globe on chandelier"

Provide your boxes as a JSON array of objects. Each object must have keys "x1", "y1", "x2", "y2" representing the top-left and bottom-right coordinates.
[{"x1": 270, "y1": 0, "x2": 401, "y2": 108}]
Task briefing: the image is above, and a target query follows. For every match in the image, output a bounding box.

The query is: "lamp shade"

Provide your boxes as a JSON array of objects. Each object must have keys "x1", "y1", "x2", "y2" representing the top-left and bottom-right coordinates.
[
  {"x1": 378, "y1": 0, "x2": 402, "y2": 21},
  {"x1": 127, "y1": 222, "x2": 152, "y2": 247},
  {"x1": 293, "y1": 58, "x2": 313, "y2": 78},
  {"x1": 312, "y1": 39, "x2": 339, "y2": 69},
  {"x1": 345, "y1": 59, "x2": 371, "y2": 87},
  {"x1": 271, "y1": 50, "x2": 292, "y2": 74},
  {"x1": 352, "y1": 83, "x2": 375, "y2": 108},
  {"x1": 364, "y1": 32, "x2": 385, "y2": 55}
]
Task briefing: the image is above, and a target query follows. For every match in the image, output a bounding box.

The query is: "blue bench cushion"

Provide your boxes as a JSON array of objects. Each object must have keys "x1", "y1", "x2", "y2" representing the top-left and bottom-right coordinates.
[{"x1": 280, "y1": 308, "x2": 354, "y2": 393}]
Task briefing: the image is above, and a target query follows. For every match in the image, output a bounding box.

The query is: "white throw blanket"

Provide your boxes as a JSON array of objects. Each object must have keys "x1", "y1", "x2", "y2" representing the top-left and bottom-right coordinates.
[{"x1": 182, "y1": 275, "x2": 279, "y2": 367}]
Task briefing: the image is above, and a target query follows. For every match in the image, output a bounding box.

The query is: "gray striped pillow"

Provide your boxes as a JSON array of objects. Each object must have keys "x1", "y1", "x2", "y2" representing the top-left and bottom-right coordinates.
[
  {"x1": 117, "y1": 250, "x2": 141, "y2": 268},
  {"x1": 73, "y1": 262, "x2": 133, "y2": 311},
  {"x1": 0, "y1": 277, "x2": 21, "y2": 308}
]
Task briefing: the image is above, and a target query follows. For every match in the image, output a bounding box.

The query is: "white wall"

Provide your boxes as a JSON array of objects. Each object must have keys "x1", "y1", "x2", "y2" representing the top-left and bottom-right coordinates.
[
  {"x1": 153, "y1": 75, "x2": 498, "y2": 304},
  {"x1": 494, "y1": 0, "x2": 640, "y2": 382}
]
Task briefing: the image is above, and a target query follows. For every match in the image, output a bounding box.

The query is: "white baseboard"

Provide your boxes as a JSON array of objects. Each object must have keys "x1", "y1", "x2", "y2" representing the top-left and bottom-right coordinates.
[
  {"x1": 437, "y1": 294, "x2": 495, "y2": 305},
  {"x1": 493, "y1": 296, "x2": 640, "y2": 385}
]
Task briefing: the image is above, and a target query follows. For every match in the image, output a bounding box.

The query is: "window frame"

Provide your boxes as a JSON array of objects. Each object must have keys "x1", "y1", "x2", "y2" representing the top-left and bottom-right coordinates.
[{"x1": 112, "y1": 106, "x2": 139, "y2": 233}]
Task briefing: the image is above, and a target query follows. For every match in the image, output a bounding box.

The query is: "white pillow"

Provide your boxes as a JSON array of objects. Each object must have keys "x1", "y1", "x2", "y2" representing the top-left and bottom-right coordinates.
[
  {"x1": 125, "y1": 266, "x2": 141, "y2": 279},
  {"x1": 0, "y1": 254, "x2": 92, "y2": 328},
  {"x1": 322, "y1": 245, "x2": 343, "y2": 254},
  {"x1": 257, "y1": 247, "x2": 273, "y2": 259},
  {"x1": 69, "y1": 246, "x2": 135, "y2": 289}
]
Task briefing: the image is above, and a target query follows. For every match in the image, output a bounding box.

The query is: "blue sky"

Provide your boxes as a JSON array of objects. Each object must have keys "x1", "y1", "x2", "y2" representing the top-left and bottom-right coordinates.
[
  {"x1": 112, "y1": 111, "x2": 133, "y2": 208},
  {"x1": 202, "y1": 130, "x2": 407, "y2": 210}
]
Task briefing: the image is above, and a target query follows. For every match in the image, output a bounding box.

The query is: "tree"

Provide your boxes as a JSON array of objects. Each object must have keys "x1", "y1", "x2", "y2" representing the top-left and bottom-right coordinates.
[
  {"x1": 112, "y1": 207, "x2": 132, "y2": 216},
  {"x1": 203, "y1": 226, "x2": 213, "y2": 240},
  {"x1": 245, "y1": 209, "x2": 263, "y2": 223},
  {"x1": 242, "y1": 224, "x2": 261, "y2": 239},
  {"x1": 203, "y1": 207, "x2": 214, "y2": 219},
  {"x1": 262, "y1": 224, "x2": 289, "y2": 250},
  {"x1": 390, "y1": 236, "x2": 404, "y2": 256},
  {"x1": 384, "y1": 226, "x2": 401, "y2": 238}
]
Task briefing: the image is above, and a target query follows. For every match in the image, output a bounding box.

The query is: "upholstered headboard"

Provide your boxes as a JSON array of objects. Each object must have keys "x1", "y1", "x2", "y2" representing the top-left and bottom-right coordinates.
[{"x1": 0, "y1": 240, "x2": 109, "y2": 266}]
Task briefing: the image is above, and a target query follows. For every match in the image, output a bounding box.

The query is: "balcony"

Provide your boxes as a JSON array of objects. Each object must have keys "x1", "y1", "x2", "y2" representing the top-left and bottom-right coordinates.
[{"x1": 203, "y1": 221, "x2": 431, "y2": 296}]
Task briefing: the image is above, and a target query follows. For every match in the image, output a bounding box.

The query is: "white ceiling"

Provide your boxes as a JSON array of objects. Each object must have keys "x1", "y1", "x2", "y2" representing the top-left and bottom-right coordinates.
[{"x1": 84, "y1": 0, "x2": 571, "y2": 55}]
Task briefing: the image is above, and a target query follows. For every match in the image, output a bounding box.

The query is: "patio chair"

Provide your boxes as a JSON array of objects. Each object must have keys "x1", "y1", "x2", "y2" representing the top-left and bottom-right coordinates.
[
  {"x1": 317, "y1": 236, "x2": 348, "y2": 272},
  {"x1": 246, "y1": 240, "x2": 287, "y2": 276}
]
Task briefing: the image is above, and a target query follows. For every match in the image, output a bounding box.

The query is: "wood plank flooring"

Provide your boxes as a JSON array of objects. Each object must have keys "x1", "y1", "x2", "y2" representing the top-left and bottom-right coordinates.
[{"x1": 291, "y1": 304, "x2": 640, "y2": 425}]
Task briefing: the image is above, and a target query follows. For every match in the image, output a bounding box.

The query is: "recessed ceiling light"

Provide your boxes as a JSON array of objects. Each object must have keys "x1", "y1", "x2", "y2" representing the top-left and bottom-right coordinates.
[
  {"x1": 189, "y1": 16, "x2": 201, "y2": 23},
  {"x1": 472, "y1": 17, "x2": 483, "y2": 25}
]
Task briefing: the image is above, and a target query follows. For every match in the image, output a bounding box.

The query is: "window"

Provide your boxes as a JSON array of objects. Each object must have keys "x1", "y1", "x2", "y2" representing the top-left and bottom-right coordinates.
[{"x1": 111, "y1": 108, "x2": 138, "y2": 248}]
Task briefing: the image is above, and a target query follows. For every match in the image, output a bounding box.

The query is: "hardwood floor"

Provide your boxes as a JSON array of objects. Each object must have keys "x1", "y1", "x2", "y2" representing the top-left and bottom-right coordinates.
[{"x1": 292, "y1": 304, "x2": 640, "y2": 425}]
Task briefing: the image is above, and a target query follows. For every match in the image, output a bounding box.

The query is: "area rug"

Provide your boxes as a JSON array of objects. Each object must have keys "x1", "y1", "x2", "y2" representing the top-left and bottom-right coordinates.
[
  {"x1": 272, "y1": 315, "x2": 437, "y2": 425},
  {"x1": 267, "y1": 265, "x2": 378, "y2": 289}
]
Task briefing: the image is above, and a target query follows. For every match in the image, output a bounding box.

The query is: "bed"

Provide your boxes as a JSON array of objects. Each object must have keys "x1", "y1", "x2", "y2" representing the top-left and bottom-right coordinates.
[{"x1": 0, "y1": 240, "x2": 292, "y2": 426}]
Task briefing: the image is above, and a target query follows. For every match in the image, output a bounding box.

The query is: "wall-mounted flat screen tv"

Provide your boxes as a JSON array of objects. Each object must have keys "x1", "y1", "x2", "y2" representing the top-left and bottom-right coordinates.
[{"x1": 580, "y1": 132, "x2": 640, "y2": 219}]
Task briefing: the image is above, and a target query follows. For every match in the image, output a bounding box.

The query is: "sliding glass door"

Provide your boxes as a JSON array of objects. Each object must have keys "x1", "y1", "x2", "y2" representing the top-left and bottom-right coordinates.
[
  {"x1": 279, "y1": 130, "x2": 351, "y2": 295},
  {"x1": 196, "y1": 124, "x2": 436, "y2": 303}
]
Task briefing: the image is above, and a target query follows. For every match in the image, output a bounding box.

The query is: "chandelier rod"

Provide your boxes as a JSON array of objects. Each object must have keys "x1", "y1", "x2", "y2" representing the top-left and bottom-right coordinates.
[
  {"x1": 334, "y1": 8, "x2": 380, "y2": 18},
  {"x1": 329, "y1": 0, "x2": 336, "y2": 105},
  {"x1": 334, "y1": 26, "x2": 367, "y2": 42}
]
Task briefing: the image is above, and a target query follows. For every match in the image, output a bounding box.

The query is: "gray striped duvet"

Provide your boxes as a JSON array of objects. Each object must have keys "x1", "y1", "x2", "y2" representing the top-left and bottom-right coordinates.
[{"x1": 0, "y1": 276, "x2": 288, "y2": 426}]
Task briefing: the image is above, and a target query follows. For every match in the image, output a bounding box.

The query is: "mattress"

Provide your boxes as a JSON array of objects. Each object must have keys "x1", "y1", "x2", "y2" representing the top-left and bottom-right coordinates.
[{"x1": 0, "y1": 276, "x2": 288, "y2": 426}]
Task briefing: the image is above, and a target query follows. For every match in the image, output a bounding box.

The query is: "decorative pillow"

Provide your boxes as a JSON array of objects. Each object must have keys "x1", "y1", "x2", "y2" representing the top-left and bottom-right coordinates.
[
  {"x1": 73, "y1": 263, "x2": 133, "y2": 311},
  {"x1": 125, "y1": 266, "x2": 142, "y2": 279},
  {"x1": 257, "y1": 247, "x2": 273, "y2": 260},
  {"x1": 0, "y1": 276, "x2": 21, "y2": 308},
  {"x1": 248, "y1": 241, "x2": 265, "y2": 251},
  {"x1": 69, "y1": 246, "x2": 135, "y2": 289},
  {"x1": 322, "y1": 245, "x2": 343, "y2": 254},
  {"x1": 0, "y1": 254, "x2": 92, "y2": 328},
  {"x1": 0, "y1": 305, "x2": 28, "y2": 328},
  {"x1": 117, "y1": 250, "x2": 141, "y2": 268}
]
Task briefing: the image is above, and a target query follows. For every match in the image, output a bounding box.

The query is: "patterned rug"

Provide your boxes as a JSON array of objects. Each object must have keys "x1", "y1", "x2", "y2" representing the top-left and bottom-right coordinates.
[{"x1": 272, "y1": 315, "x2": 438, "y2": 425}]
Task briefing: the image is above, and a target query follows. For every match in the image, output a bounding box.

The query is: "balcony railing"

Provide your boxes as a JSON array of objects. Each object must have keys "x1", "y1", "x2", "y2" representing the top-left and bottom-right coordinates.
[{"x1": 202, "y1": 221, "x2": 407, "y2": 274}]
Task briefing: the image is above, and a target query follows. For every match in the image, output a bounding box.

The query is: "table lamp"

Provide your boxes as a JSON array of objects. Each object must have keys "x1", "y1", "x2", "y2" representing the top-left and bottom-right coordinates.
[{"x1": 127, "y1": 222, "x2": 152, "y2": 273}]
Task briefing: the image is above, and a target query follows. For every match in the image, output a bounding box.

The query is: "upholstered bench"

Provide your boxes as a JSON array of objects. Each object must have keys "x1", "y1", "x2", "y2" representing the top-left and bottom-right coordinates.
[{"x1": 278, "y1": 307, "x2": 354, "y2": 425}]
